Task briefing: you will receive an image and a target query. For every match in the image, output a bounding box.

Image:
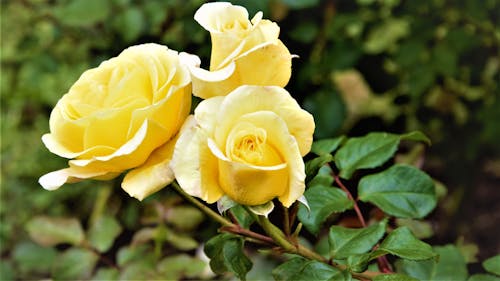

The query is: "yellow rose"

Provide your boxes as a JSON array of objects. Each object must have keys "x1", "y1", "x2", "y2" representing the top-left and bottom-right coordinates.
[
  {"x1": 181, "y1": 2, "x2": 293, "y2": 99},
  {"x1": 171, "y1": 86, "x2": 314, "y2": 207},
  {"x1": 39, "y1": 43, "x2": 192, "y2": 200}
]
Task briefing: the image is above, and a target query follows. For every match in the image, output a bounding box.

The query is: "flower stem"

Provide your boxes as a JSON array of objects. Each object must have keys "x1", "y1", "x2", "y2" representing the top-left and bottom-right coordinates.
[
  {"x1": 333, "y1": 174, "x2": 393, "y2": 273},
  {"x1": 256, "y1": 215, "x2": 379, "y2": 280},
  {"x1": 283, "y1": 204, "x2": 291, "y2": 236},
  {"x1": 258, "y1": 215, "x2": 325, "y2": 262},
  {"x1": 172, "y1": 182, "x2": 276, "y2": 246},
  {"x1": 334, "y1": 175, "x2": 366, "y2": 227},
  {"x1": 171, "y1": 182, "x2": 233, "y2": 227},
  {"x1": 221, "y1": 225, "x2": 275, "y2": 245},
  {"x1": 173, "y1": 182, "x2": 383, "y2": 280},
  {"x1": 89, "y1": 184, "x2": 112, "y2": 226}
]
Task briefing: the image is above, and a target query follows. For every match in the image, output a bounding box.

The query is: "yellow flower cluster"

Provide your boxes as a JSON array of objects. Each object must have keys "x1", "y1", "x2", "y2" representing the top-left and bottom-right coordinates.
[{"x1": 40, "y1": 2, "x2": 315, "y2": 208}]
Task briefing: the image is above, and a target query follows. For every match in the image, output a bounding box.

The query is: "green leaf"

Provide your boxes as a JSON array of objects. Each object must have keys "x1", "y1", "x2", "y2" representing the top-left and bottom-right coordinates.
[
  {"x1": 328, "y1": 220, "x2": 386, "y2": 259},
  {"x1": 302, "y1": 89, "x2": 346, "y2": 139},
  {"x1": 374, "y1": 227, "x2": 435, "y2": 260},
  {"x1": 272, "y1": 256, "x2": 342, "y2": 281},
  {"x1": 91, "y1": 268, "x2": 119, "y2": 281},
  {"x1": 407, "y1": 64, "x2": 435, "y2": 98},
  {"x1": 456, "y1": 237, "x2": 479, "y2": 263},
  {"x1": 334, "y1": 132, "x2": 400, "y2": 179},
  {"x1": 12, "y1": 242, "x2": 57, "y2": 275},
  {"x1": 119, "y1": 260, "x2": 158, "y2": 280},
  {"x1": 329, "y1": 270, "x2": 353, "y2": 281},
  {"x1": 165, "y1": 229, "x2": 199, "y2": 251},
  {"x1": 468, "y1": 274, "x2": 500, "y2": 281},
  {"x1": 246, "y1": 254, "x2": 277, "y2": 281},
  {"x1": 334, "y1": 132, "x2": 430, "y2": 179},
  {"x1": 311, "y1": 136, "x2": 346, "y2": 156},
  {"x1": 117, "y1": 245, "x2": 152, "y2": 266},
  {"x1": 157, "y1": 254, "x2": 206, "y2": 280},
  {"x1": 358, "y1": 164, "x2": 437, "y2": 218},
  {"x1": 347, "y1": 253, "x2": 372, "y2": 273},
  {"x1": 167, "y1": 205, "x2": 205, "y2": 231},
  {"x1": 52, "y1": 248, "x2": 99, "y2": 280},
  {"x1": 25, "y1": 216, "x2": 84, "y2": 246},
  {"x1": 0, "y1": 261, "x2": 14, "y2": 281},
  {"x1": 53, "y1": 0, "x2": 111, "y2": 27},
  {"x1": 364, "y1": 19, "x2": 409, "y2": 54},
  {"x1": 230, "y1": 205, "x2": 255, "y2": 228},
  {"x1": 483, "y1": 255, "x2": 500, "y2": 276},
  {"x1": 306, "y1": 154, "x2": 334, "y2": 182},
  {"x1": 309, "y1": 165, "x2": 335, "y2": 187},
  {"x1": 400, "y1": 131, "x2": 431, "y2": 145},
  {"x1": 112, "y1": 7, "x2": 144, "y2": 43},
  {"x1": 315, "y1": 235, "x2": 332, "y2": 259},
  {"x1": 88, "y1": 214, "x2": 122, "y2": 252},
  {"x1": 374, "y1": 273, "x2": 419, "y2": 281},
  {"x1": 290, "y1": 22, "x2": 319, "y2": 44},
  {"x1": 298, "y1": 185, "x2": 353, "y2": 234},
  {"x1": 281, "y1": 0, "x2": 321, "y2": 9},
  {"x1": 395, "y1": 41, "x2": 425, "y2": 67},
  {"x1": 130, "y1": 225, "x2": 198, "y2": 251},
  {"x1": 432, "y1": 44, "x2": 458, "y2": 76},
  {"x1": 396, "y1": 245, "x2": 468, "y2": 281},
  {"x1": 205, "y1": 233, "x2": 252, "y2": 280},
  {"x1": 396, "y1": 218, "x2": 434, "y2": 239},
  {"x1": 131, "y1": 227, "x2": 156, "y2": 246}
]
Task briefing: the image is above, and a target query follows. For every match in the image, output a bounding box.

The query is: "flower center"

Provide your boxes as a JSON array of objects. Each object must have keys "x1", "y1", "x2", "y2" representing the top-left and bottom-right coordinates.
[
  {"x1": 221, "y1": 19, "x2": 249, "y2": 32},
  {"x1": 233, "y1": 133, "x2": 265, "y2": 164},
  {"x1": 226, "y1": 121, "x2": 283, "y2": 167}
]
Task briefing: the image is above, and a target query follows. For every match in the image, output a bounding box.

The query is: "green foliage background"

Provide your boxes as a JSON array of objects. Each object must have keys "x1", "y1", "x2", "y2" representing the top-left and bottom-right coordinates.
[{"x1": 1, "y1": 0, "x2": 499, "y2": 280}]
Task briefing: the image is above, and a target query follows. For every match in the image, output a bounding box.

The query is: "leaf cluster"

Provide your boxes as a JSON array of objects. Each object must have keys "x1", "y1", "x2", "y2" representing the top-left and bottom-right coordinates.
[{"x1": 2, "y1": 0, "x2": 499, "y2": 280}]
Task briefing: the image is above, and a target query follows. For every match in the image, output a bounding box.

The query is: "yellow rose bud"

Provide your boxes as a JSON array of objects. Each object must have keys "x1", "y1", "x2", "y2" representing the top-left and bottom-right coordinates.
[
  {"x1": 183, "y1": 2, "x2": 293, "y2": 99},
  {"x1": 171, "y1": 86, "x2": 315, "y2": 207},
  {"x1": 39, "y1": 43, "x2": 192, "y2": 200}
]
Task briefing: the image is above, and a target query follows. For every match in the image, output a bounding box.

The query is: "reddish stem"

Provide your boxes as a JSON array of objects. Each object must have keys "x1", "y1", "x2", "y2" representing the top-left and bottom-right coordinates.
[
  {"x1": 220, "y1": 225, "x2": 276, "y2": 246},
  {"x1": 227, "y1": 210, "x2": 240, "y2": 225},
  {"x1": 377, "y1": 255, "x2": 393, "y2": 273},
  {"x1": 333, "y1": 173, "x2": 393, "y2": 273},
  {"x1": 334, "y1": 175, "x2": 366, "y2": 227}
]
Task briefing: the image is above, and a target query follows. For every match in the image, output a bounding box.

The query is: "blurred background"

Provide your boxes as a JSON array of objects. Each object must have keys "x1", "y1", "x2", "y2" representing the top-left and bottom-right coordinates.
[{"x1": 1, "y1": 0, "x2": 499, "y2": 279}]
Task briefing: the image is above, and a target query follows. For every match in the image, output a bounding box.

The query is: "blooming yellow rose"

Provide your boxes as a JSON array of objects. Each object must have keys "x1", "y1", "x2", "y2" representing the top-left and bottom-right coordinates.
[
  {"x1": 181, "y1": 2, "x2": 293, "y2": 99},
  {"x1": 171, "y1": 86, "x2": 314, "y2": 207},
  {"x1": 39, "y1": 43, "x2": 192, "y2": 200}
]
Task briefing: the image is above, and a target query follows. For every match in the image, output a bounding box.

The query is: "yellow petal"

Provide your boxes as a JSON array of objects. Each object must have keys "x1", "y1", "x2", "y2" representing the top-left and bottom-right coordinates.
[
  {"x1": 188, "y1": 41, "x2": 292, "y2": 99},
  {"x1": 217, "y1": 159, "x2": 288, "y2": 206},
  {"x1": 209, "y1": 111, "x2": 305, "y2": 207},
  {"x1": 188, "y1": 62, "x2": 237, "y2": 99},
  {"x1": 44, "y1": 105, "x2": 87, "y2": 158},
  {"x1": 171, "y1": 116, "x2": 224, "y2": 203},
  {"x1": 233, "y1": 40, "x2": 292, "y2": 88},
  {"x1": 194, "y1": 2, "x2": 249, "y2": 34},
  {"x1": 42, "y1": 133, "x2": 115, "y2": 159},
  {"x1": 194, "y1": 2, "x2": 251, "y2": 69},
  {"x1": 121, "y1": 134, "x2": 179, "y2": 201},
  {"x1": 128, "y1": 85, "x2": 191, "y2": 141},
  {"x1": 39, "y1": 167, "x2": 117, "y2": 190},
  {"x1": 118, "y1": 43, "x2": 192, "y2": 102},
  {"x1": 214, "y1": 18, "x2": 279, "y2": 70},
  {"x1": 194, "y1": 96, "x2": 225, "y2": 134},
  {"x1": 70, "y1": 119, "x2": 168, "y2": 172},
  {"x1": 215, "y1": 86, "x2": 315, "y2": 156},
  {"x1": 83, "y1": 107, "x2": 135, "y2": 150}
]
